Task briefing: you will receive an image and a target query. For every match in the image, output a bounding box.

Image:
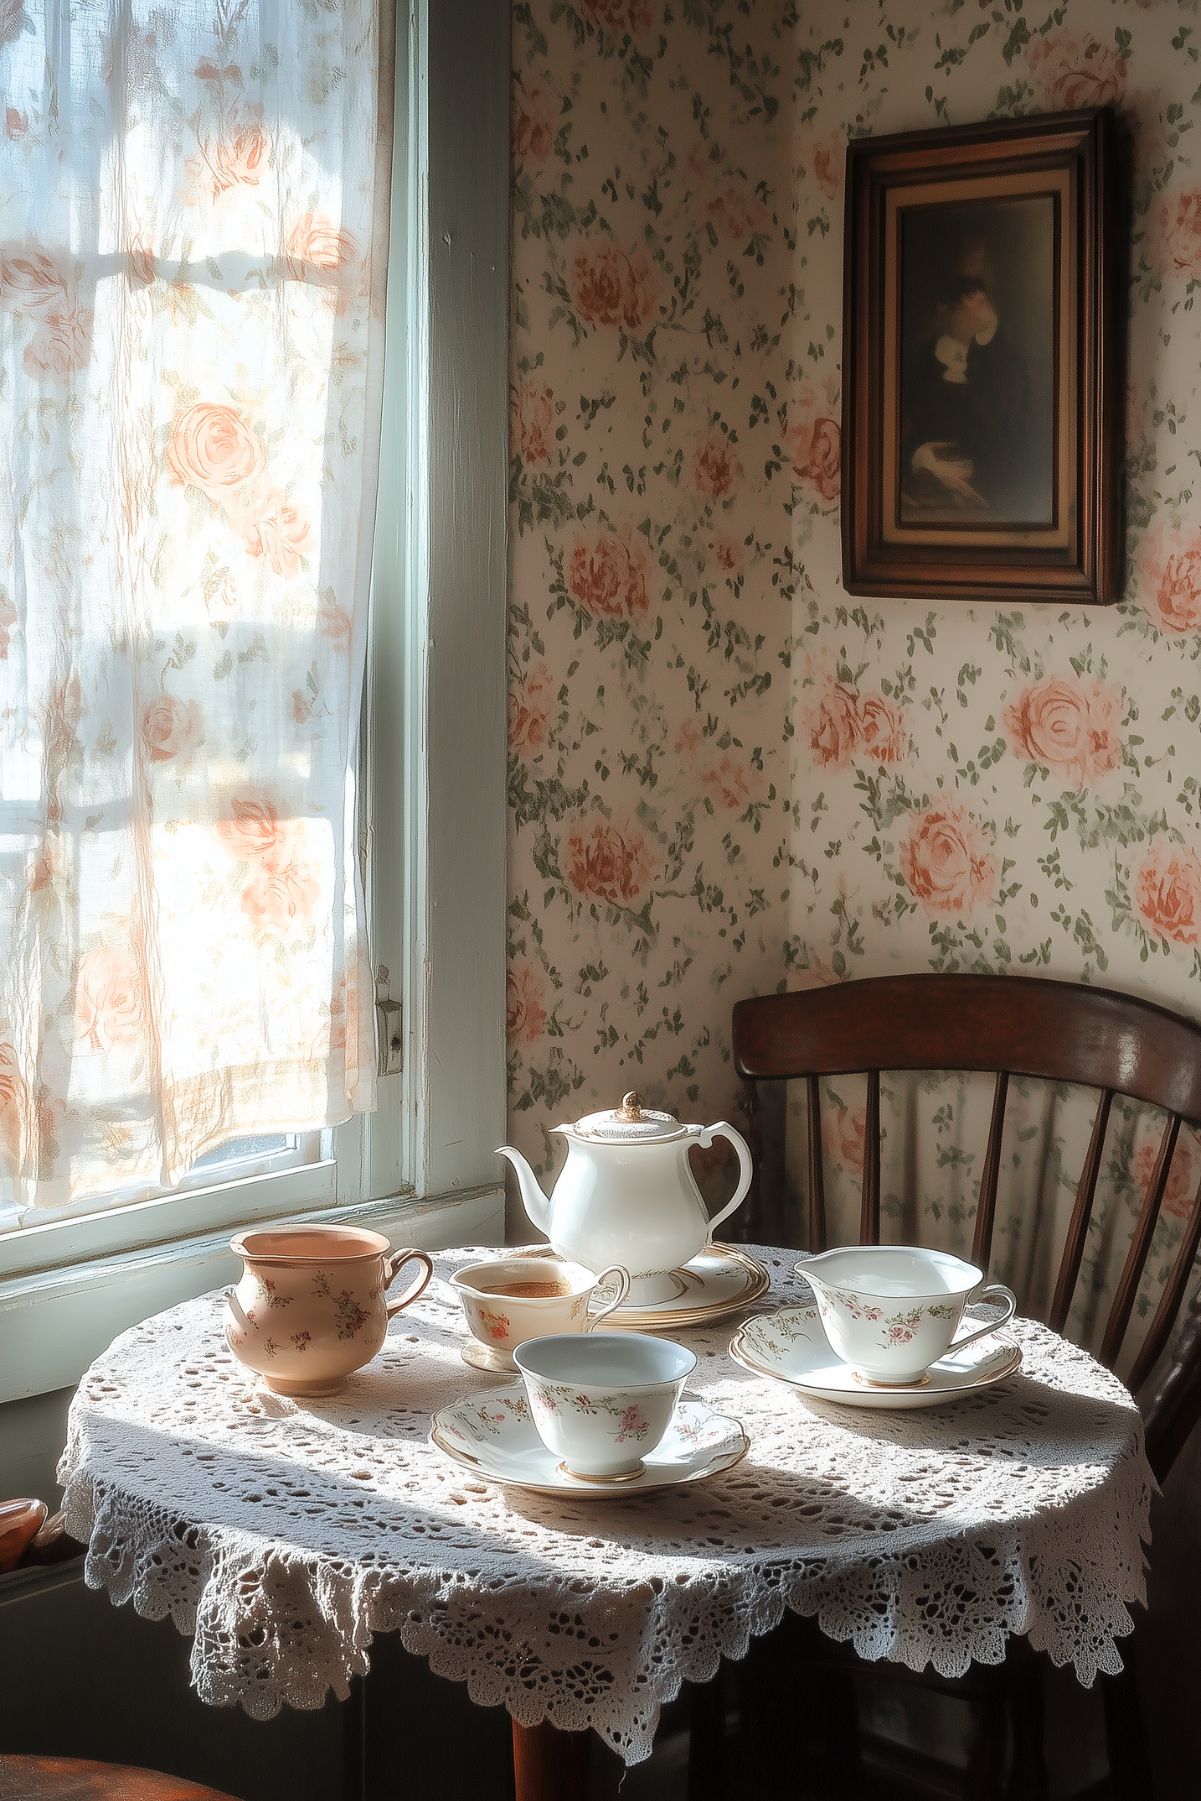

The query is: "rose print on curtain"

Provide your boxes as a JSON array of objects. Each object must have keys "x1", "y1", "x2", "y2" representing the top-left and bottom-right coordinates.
[{"x1": 0, "y1": 1, "x2": 387, "y2": 1220}]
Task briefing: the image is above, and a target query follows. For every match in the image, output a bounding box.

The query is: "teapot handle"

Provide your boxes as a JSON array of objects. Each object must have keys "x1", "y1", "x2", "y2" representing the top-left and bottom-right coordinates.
[{"x1": 697, "y1": 1123, "x2": 753, "y2": 1235}]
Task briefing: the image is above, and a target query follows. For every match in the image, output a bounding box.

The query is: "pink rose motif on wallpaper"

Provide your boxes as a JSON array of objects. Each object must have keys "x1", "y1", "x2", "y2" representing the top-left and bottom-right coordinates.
[
  {"x1": 692, "y1": 431, "x2": 741, "y2": 502},
  {"x1": 568, "y1": 531, "x2": 650, "y2": 619},
  {"x1": 1156, "y1": 189, "x2": 1201, "y2": 281},
  {"x1": 141, "y1": 694, "x2": 204, "y2": 764},
  {"x1": 74, "y1": 944, "x2": 146, "y2": 1052},
  {"x1": 1002, "y1": 675, "x2": 1123, "y2": 787},
  {"x1": 1132, "y1": 1130, "x2": 1201, "y2": 1222},
  {"x1": 706, "y1": 179, "x2": 769, "y2": 243},
  {"x1": 1135, "y1": 842, "x2": 1201, "y2": 947},
  {"x1": 1026, "y1": 32, "x2": 1127, "y2": 109},
  {"x1": 510, "y1": 378, "x2": 555, "y2": 464},
  {"x1": 804, "y1": 678, "x2": 905, "y2": 770},
  {"x1": 804, "y1": 680, "x2": 861, "y2": 769},
  {"x1": 855, "y1": 692, "x2": 906, "y2": 765},
  {"x1": 711, "y1": 535, "x2": 743, "y2": 573},
  {"x1": 572, "y1": 243, "x2": 659, "y2": 334},
  {"x1": 902, "y1": 800, "x2": 998, "y2": 920},
  {"x1": 581, "y1": 0, "x2": 654, "y2": 34},
  {"x1": 512, "y1": 75, "x2": 555, "y2": 166},
  {"x1": 0, "y1": 590, "x2": 16, "y2": 659},
  {"x1": 803, "y1": 129, "x2": 843, "y2": 201},
  {"x1": 507, "y1": 963, "x2": 548, "y2": 1047},
  {"x1": 674, "y1": 717, "x2": 702, "y2": 756},
  {"x1": 565, "y1": 817, "x2": 654, "y2": 907},
  {"x1": 824, "y1": 1104, "x2": 866, "y2": 1178},
  {"x1": 785, "y1": 381, "x2": 841, "y2": 505},
  {"x1": 701, "y1": 753, "x2": 762, "y2": 813},
  {"x1": 509, "y1": 661, "x2": 556, "y2": 756},
  {"x1": 1138, "y1": 525, "x2": 1201, "y2": 634}
]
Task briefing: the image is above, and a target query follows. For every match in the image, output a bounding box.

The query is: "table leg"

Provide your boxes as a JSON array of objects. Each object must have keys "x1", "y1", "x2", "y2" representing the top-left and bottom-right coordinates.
[{"x1": 511, "y1": 1718, "x2": 590, "y2": 1801}]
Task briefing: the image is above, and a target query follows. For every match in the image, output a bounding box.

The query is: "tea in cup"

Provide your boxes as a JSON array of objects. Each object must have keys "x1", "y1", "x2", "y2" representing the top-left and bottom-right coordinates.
[
  {"x1": 799, "y1": 1245, "x2": 1016, "y2": 1386},
  {"x1": 513, "y1": 1331, "x2": 696, "y2": 1481},
  {"x1": 224, "y1": 1225, "x2": 433, "y2": 1397},
  {"x1": 452, "y1": 1255, "x2": 632, "y2": 1371}
]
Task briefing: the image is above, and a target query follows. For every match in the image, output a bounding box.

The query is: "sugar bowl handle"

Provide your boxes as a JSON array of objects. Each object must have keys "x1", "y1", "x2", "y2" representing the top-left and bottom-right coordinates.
[
  {"x1": 384, "y1": 1248, "x2": 434, "y2": 1318},
  {"x1": 697, "y1": 1122, "x2": 754, "y2": 1234}
]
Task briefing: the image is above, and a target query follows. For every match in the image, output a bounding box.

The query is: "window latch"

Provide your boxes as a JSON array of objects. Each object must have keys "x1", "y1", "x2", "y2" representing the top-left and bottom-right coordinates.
[{"x1": 376, "y1": 979, "x2": 403, "y2": 1073}]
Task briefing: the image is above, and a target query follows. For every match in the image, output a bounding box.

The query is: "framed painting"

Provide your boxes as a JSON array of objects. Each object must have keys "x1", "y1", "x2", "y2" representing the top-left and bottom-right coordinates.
[{"x1": 841, "y1": 109, "x2": 1123, "y2": 604}]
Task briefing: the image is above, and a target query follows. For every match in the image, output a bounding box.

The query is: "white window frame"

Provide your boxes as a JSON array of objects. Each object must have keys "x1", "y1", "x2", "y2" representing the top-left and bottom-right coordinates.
[{"x1": 0, "y1": 0, "x2": 509, "y2": 1401}]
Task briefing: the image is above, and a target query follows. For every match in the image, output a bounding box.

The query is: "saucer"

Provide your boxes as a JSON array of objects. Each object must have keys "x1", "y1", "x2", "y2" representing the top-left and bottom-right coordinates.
[
  {"x1": 430, "y1": 1388, "x2": 749, "y2": 1497},
  {"x1": 600, "y1": 1244, "x2": 770, "y2": 1329},
  {"x1": 730, "y1": 1306, "x2": 1022, "y2": 1410}
]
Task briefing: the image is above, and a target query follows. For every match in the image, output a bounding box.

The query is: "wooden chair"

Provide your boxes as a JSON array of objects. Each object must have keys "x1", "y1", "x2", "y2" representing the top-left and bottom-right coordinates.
[{"x1": 728, "y1": 971, "x2": 1201, "y2": 1799}]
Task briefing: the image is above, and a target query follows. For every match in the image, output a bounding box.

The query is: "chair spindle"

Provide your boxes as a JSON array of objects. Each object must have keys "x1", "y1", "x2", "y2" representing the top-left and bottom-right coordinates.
[
  {"x1": 1102, "y1": 1112, "x2": 1181, "y2": 1369},
  {"x1": 806, "y1": 1075, "x2": 827, "y2": 1252},
  {"x1": 971, "y1": 1070, "x2": 1010, "y2": 1270},
  {"x1": 1049, "y1": 1089, "x2": 1114, "y2": 1334},
  {"x1": 1129, "y1": 1166, "x2": 1201, "y2": 1392},
  {"x1": 861, "y1": 1070, "x2": 881, "y2": 1244}
]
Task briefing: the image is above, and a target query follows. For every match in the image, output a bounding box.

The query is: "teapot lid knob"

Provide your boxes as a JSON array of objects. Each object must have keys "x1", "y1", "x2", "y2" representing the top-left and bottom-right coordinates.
[{"x1": 617, "y1": 1091, "x2": 643, "y2": 1122}]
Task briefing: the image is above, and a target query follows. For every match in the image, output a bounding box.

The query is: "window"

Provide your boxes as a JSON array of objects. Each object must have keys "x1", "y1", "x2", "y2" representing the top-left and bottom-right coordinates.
[{"x1": 0, "y1": 1, "x2": 507, "y2": 1396}]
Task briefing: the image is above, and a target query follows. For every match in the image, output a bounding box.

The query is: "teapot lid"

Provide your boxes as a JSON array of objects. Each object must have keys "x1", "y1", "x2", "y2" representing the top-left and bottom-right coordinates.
[{"x1": 573, "y1": 1091, "x2": 684, "y2": 1143}]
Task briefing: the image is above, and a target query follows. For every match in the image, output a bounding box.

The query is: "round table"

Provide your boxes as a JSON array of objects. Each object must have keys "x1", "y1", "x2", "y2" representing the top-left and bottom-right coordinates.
[{"x1": 58, "y1": 1245, "x2": 1153, "y2": 1785}]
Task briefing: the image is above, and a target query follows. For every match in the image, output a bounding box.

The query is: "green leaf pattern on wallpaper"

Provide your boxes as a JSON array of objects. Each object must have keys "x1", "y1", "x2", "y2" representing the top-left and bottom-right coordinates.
[{"x1": 507, "y1": 0, "x2": 1201, "y2": 1358}]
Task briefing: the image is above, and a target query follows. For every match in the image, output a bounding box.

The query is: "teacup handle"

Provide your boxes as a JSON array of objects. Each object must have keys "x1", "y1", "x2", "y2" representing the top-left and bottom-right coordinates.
[
  {"x1": 953, "y1": 1283, "x2": 1017, "y2": 1353},
  {"x1": 585, "y1": 1264, "x2": 631, "y2": 1329},
  {"x1": 384, "y1": 1248, "x2": 434, "y2": 1318}
]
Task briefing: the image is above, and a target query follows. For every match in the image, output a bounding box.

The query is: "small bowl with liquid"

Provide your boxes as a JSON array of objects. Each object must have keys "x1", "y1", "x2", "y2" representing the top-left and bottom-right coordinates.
[{"x1": 451, "y1": 1255, "x2": 631, "y2": 1372}]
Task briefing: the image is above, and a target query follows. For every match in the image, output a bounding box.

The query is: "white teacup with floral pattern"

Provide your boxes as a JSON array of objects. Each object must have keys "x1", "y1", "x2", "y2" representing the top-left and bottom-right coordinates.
[
  {"x1": 513, "y1": 1331, "x2": 696, "y2": 1481},
  {"x1": 452, "y1": 1255, "x2": 632, "y2": 1370},
  {"x1": 798, "y1": 1246, "x2": 1017, "y2": 1386}
]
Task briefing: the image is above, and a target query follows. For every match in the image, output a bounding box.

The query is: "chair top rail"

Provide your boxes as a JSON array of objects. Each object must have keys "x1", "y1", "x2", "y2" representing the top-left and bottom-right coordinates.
[{"x1": 733, "y1": 974, "x2": 1201, "y2": 1123}]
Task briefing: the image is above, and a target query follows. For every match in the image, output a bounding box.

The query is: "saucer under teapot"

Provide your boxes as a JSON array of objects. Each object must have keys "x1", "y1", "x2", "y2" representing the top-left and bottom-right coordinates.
[{"x1": 496, "y1": 1090, "x2": 753, "y2": 1307}]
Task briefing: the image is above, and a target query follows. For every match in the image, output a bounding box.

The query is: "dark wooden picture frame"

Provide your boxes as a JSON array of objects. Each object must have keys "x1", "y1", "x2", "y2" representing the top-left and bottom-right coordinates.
[{"x1": 841, "y1": 109, "x2": 1122, "y2": 605}]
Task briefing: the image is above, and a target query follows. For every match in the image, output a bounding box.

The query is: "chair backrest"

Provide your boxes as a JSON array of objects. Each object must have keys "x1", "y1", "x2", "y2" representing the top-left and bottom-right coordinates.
[{"x1": 732, "y1": 973, "x2": 1201, "y2": 1479}]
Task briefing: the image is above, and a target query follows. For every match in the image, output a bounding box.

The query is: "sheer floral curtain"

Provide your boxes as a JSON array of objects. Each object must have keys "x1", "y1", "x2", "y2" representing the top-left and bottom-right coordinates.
[{"x1": 0, "y1": 1, "x2": 389, "y2": 1222}]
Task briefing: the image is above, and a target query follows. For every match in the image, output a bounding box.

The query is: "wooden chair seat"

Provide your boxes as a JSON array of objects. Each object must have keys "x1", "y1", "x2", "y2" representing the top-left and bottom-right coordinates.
[{"x1": 0, "y1": 1758, "x2": 242, "y2": 1801}]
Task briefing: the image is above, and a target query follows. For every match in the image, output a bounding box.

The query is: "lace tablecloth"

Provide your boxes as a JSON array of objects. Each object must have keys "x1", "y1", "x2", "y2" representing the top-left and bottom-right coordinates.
[{"x1": 58, "y1": 1245, "x2": 1154, "y2": 1763}]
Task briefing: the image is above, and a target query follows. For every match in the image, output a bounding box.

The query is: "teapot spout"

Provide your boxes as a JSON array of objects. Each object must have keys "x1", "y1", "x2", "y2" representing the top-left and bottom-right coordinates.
[{"x1": 495, "y1": 1144, "x2": 551, "y2": 1233}]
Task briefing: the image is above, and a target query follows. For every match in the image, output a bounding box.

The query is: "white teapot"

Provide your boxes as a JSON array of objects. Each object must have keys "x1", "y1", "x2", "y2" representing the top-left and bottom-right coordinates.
[{"x1": 496, "y1": 1092, "x2": 753, "y2": 1306}]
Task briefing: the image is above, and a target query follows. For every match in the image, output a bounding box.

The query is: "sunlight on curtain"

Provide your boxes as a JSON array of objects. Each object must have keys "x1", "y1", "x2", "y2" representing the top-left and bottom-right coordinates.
[{"x1": 0, "y1": 0, "x2": 389, "y2": 1220}]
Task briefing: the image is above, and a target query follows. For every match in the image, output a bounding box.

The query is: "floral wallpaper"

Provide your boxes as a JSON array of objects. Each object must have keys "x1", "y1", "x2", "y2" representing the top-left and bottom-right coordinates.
[{"x1": 506, "y1": 0, "x2": 1201, "y2": 1360}]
